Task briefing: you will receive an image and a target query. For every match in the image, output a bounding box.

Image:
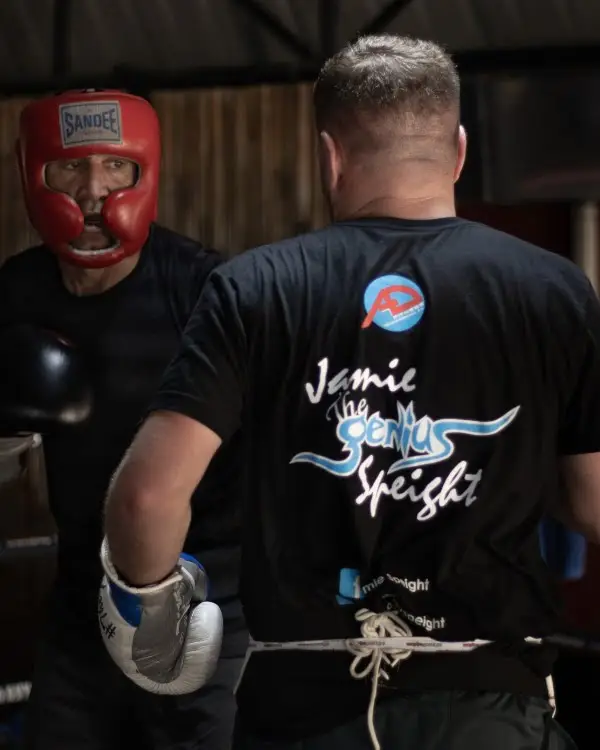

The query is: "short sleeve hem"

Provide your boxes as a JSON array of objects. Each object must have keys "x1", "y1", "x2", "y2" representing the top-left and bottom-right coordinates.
[
  {"x1": 559, "y1": 440, "x2": 600, "y2": 457},
  {"x1": 149, "y1": 391, "x2": 237, "y2": 442}
]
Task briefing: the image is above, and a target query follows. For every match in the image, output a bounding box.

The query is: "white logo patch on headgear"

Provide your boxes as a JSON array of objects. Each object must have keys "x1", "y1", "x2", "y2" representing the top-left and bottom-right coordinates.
[{"x1": 59, "y1": 100, "x2": 123, "y2": 147}]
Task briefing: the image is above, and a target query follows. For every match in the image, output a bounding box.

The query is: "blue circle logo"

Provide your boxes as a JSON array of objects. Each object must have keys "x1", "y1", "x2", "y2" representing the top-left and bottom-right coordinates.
[{"x1": 362, "y1": 274, "x2": 425, "y2": 332}]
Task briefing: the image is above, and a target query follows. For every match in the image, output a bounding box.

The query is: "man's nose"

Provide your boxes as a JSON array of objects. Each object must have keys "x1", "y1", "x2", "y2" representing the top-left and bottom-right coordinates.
[{"x1": 78, "y1": 163, "x2": 110, "y2": 202}]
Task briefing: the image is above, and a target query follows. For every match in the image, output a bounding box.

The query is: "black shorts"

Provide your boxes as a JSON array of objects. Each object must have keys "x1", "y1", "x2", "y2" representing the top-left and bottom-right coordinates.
[
  {"x1": 233, "y1": 691, "x2": 577, "y2": 750},
  {"x1": 21, "y1": 603, "x2": 247, "y2": 750}
]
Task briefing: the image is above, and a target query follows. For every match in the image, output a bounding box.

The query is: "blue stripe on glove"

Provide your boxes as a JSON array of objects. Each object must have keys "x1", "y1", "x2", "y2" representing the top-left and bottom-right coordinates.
[
  {"x1": 108, "y1": 582, "x2": 143, "y2": 627},
  {"x1": 107, "y1": 554, "x2": 206, "y2": 628}
]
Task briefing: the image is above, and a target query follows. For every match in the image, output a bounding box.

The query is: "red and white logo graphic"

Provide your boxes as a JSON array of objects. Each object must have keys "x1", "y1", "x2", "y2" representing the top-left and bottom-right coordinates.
[{"x1": 362, "y1": 274, "x2": 425, "y2": 331}]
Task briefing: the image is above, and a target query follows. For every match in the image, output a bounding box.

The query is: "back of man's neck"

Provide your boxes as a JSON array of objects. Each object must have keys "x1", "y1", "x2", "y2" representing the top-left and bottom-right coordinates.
[
  {"x1": 341, "y1": 194, "x2": 457, "y2": 223},
  {"x1": 58, "y1": 253, "x2": 140, "y2": 297}
]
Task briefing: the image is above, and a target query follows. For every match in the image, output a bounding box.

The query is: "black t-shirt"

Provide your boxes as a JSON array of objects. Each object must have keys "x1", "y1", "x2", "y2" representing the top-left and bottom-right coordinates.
[
  {"x1": 0, "y1": 224, "x2": 242, "y2": 629},
  {"x1": 151, "y1": 216, "x2": 600, "y2": 738}
]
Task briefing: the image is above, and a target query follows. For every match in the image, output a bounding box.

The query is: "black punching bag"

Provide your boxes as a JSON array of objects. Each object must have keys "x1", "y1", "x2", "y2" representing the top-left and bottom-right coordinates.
[{"x1": 0, "y1": 323, "x2": 93, "y2": 435}]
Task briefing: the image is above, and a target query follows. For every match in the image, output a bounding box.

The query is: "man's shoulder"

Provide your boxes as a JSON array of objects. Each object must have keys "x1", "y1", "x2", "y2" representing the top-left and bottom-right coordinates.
[
  {"x1": 148, "y1": 224, "x2": 222, "y2": 271},
  {"x1": 459, "y1": 219, "x2": 588, "y2": 287},
  {"x1": 254, "y1": 225, "x2": 337, "y2": 256},
  {"x1": 221, "y1": 226, "x2": 333, "y2": 277},
  {"x1": 462, "y1": 220, "x2": 569, "y2": 264},
  {"x1": 455, "y1": 223, "x2": 599, "y2": 343}
]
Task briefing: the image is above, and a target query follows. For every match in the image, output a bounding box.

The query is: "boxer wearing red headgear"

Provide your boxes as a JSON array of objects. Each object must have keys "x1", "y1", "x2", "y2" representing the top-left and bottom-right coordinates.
[
  {"x1": 17, "y1": 90, "x2": 160, "y2": 269},
  {"x1": 1, "y1": 89, "x2": 246, "y2": 750}
]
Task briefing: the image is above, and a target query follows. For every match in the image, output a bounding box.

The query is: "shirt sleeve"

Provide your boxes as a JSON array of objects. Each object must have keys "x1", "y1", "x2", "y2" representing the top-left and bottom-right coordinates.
[
  {"x1": 560, "y1": 279, "x2": 600, "y2": 455},
  {"x1": 188, "y1": 249, "x2": 223, "y2": 306},
  {"x1": 149, "y1": 266, "x2": 247, "y2": 442}
]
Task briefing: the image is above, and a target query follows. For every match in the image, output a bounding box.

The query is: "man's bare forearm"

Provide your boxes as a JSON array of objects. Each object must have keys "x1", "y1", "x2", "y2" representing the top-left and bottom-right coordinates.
[
  {"x1": 104, "y1": 466, "x2": 192, "y2": 586},
  {"x1": 102, "y1": 410, "x2": 221, "y2": 586}
]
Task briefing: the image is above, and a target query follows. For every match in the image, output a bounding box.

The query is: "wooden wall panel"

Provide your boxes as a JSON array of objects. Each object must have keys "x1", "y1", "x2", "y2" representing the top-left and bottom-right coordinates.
[
  {"x1": 0, "y1": 97, "x2": 38, "y2": 264},
  {"x1": 153, "y1": 84, "x2": 327, "y2": 256}
]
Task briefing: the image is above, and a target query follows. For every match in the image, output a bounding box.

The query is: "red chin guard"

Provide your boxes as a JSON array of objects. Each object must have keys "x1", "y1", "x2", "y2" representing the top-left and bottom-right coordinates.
[{"x1": 16, "y1": 90, "x2": 161, "y2": 269}]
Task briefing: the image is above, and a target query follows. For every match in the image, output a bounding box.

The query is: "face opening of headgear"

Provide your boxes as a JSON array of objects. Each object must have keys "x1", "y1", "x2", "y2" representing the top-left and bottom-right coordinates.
[{"x1": 16, "y1": 89, "x2": 161, "y2": 269}]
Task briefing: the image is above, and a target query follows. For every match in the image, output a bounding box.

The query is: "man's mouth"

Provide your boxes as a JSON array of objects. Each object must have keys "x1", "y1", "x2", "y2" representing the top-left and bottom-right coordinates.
[
  {"x1": 69, "y1": 212, "x2": 118, "y2": 254},
  {"x1": 82, "y1": 213, "x2": 104, "y2": 233}
]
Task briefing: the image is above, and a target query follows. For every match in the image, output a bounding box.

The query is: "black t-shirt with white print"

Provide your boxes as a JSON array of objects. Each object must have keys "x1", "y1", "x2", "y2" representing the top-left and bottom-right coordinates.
[{"x1": 151, "y1": 216, "x2": 600, "y2": 740}]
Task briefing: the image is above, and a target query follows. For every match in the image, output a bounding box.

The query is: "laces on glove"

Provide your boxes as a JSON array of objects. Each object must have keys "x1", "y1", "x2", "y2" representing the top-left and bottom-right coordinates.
[{"x1": 346, "y1": 608, "x2": 413, "y2": 750}]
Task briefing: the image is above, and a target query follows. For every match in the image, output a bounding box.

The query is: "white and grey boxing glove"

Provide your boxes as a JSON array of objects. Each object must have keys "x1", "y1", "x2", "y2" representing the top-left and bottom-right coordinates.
[{"x1": 98, "y1": 538, "x2": 223, "y2": 695}]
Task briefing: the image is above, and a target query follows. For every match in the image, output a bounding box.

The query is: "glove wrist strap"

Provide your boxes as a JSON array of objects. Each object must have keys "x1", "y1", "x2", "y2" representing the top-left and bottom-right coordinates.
[{"x1": 100, "y1": 537, "x2": 184, "y2": 595}]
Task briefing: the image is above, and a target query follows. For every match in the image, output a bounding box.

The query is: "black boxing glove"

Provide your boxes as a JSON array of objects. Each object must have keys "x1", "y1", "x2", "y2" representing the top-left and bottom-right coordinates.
[{"x1": 0, "y1": 323, "x2": 93, "y2": 435}]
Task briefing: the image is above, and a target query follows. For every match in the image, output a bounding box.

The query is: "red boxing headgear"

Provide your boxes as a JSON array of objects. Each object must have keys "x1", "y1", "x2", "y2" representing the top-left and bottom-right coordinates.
[{"x1": 16, "y1": 90, "x2": 161, "y2": 268}]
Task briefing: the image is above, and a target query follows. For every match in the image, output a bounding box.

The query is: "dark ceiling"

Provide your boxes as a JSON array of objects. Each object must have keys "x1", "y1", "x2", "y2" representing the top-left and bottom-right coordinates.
[{"x1": 2, "y1": 0, "x2": 600, "y2": 95}]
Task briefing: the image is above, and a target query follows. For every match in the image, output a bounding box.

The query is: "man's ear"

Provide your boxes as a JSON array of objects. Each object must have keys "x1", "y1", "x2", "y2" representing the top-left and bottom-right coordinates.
[
  {"x1": 454, "y1": 125, "x2": 467, "y2": 183},
  {"x1": 318, "y1": 130, "x2": 342, "y2": 193}
]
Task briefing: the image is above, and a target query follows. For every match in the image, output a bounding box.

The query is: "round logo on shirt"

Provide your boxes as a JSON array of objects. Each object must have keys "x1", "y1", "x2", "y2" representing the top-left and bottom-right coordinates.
[{"x1": 362, "y1": 274, "x2": 426, "y2": 332}]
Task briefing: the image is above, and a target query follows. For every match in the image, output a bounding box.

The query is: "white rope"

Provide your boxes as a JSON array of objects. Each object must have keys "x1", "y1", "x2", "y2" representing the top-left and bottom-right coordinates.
[
  {"x1": 347, "y1": 608, "x2": 414, "y2": 750},
  {"x1": 236, "y1": 611, "x2": 556, "y2": 750}
]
